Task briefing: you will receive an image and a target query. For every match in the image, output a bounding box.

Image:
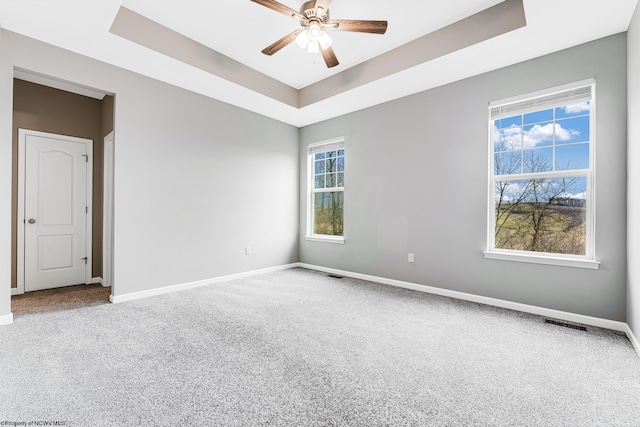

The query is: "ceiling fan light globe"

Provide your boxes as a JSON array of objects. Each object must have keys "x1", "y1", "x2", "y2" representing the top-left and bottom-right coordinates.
[
  {"x1": 296, "y1": 30, "x2": 310, "y2": 49},
  {"x1": 308, "y1": 23, "x2": 322, "y2": 41},
  {"x1": 319, "y1": 31, "x2": 332, "y2": 50},
  {"x1": 307, "y1": 41, "x2": 320, "y2": 54}
]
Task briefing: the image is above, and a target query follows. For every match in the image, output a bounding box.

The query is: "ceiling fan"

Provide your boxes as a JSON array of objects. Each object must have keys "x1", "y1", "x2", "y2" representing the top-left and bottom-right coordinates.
[{"x1": 250, "y1": 0, "x2": 388, "y2": 68}]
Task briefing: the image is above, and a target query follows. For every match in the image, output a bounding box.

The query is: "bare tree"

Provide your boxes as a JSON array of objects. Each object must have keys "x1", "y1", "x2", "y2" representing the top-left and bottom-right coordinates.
[
  {"x1": 494, "y1": 150, "x2": 585, "y2": 255},
  {"x1": 494, "y1": 151, "x2": 530, "y2": 244}
]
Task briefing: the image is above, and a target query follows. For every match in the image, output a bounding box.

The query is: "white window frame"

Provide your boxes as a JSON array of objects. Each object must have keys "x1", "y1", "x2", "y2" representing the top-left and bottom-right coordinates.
[
  {"x1": 305, "y1": 137, "x2": 345, "y2": 244},
  {"x1": 484, "y1": 79, "x2": 600, "y2": 269}
]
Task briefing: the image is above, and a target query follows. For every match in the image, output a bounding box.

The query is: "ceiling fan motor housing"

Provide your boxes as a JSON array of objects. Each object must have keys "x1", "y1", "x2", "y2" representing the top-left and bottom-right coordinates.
[{"x1": 300, "y1": 1, "x2": 330, "y2": 22}]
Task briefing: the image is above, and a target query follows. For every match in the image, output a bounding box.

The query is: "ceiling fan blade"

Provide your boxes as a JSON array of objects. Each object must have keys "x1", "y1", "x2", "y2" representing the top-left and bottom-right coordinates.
[
  {"x1": 261, "y1": 29, "x2": 303, "y2": 56},
  {"x1": 321, "y1": 46, "x2": 339, "y2": 68},
  {"x1": 314, "y1": 0, "x2": 332, "y2": 16},
  {"x1": 250, "y1": 0, "x2": 305, "y2": 21},
  {"x1": 329, "y1": 19, "x2": 388, "y2": 34}
]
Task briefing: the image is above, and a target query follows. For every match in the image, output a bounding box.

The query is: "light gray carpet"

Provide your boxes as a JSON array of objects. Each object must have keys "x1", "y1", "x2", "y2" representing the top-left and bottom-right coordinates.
[{"x1": 1, "y1": 267, "x2": 639, "y2": 426}]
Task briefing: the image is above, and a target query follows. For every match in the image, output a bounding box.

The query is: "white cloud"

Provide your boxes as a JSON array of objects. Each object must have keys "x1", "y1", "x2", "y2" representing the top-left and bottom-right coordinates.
[
  {"x1": 563, "y1": 102, "x2": 590, "y2": 114},
  {"x1": 523, "y1": 123, "x2": 580, "y2": 148},
  {"x1": 497, "y1": 122, "x2": 580, "y2": 151},
  {"x1": 499, "y1": 125, "x2": 522, "y2": 150},
  {"x1": 502, "y1": 126, "x2": 520, "y2": 136},
  {"x1": 495, "y1": 182, "x2": 523, "y2": 202},
  {"x1": 562, "y1": 191, "x2": 587, "y2": 200}
]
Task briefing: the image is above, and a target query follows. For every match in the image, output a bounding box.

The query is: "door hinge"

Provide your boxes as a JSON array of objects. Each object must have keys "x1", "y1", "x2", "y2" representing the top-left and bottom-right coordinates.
[
  {"x1": 82, "y1": 257, "x2": 88, "y2": 264},
  {"x1": 82, "y1": 154, "x2": 89, "y2": 163},
  {"x1": 86, "y1": 206, "x2": 88, "y2": 214}
]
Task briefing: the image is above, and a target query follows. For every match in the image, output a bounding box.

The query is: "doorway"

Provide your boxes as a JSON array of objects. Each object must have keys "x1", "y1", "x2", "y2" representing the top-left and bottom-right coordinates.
[
  {"x1": 11, "y1": 76, "x2": 115, "y2": 304},
  {"x1": 17, "y1": 129, "x2": 93, "y2": 293}
]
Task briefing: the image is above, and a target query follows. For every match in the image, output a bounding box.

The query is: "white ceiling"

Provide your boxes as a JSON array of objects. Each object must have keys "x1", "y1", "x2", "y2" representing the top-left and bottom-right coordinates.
[{"x1": 0, "y1": 0, "x2": 637, "y2": 127}]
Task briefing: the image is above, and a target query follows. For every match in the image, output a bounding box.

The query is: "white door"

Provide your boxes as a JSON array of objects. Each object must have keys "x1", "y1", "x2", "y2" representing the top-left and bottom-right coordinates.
[{"x1": 21, "y1": 130, "x2": 92, "y2": 292}]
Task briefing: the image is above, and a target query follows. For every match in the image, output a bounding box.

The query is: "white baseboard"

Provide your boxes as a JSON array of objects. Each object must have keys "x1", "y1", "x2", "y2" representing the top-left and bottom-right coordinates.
[
  {"x1": 11, "y1": 288, "x2": 21, "y2": 296},
  {"x1": 625, "y1": 324, "x2": 640, "y2": 356},
  {"x1": 109, "y1": 263, "x2": 300, "y2": 304},
  {"x1": 0, "y1": 312, "x2": 14, "y2": 325},
  {"x1": 297, "y1": 263, "x2": 630, "y2": 334}
]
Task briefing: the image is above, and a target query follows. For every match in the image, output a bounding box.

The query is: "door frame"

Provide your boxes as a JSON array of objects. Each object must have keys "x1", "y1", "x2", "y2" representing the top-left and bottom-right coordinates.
[
  {"x1": 103, "y1": 131, "x2": 114, "y2": 289},
  {"x1": 16, "y1": 128, "x2": 93, "y2": 295}
]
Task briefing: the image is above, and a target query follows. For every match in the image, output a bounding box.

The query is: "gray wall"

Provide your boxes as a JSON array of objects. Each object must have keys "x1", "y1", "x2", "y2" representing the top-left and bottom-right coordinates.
[
  {"x1": 0, "y1": 30, "x2": 299, "y2": 317},
  {"x1": 111, "y1": 78, "x2": 299, "y2": 293},
  {"x1": 628, "y1": 4, "x2": 640, "y2": 337},
  {"x1": 300, "y1": 34, "x2": 628, "y2": 321},
  {"x1": 0, "y1": 30, "x2": 12, "y2": 318}
]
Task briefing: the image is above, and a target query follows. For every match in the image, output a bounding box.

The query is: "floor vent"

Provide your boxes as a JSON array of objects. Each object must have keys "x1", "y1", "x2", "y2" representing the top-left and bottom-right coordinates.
[
  {"x1": 544, "y1": 318, "x2": 587, "y2": 331},
  {"x1": 328, "y1": 274, "x2": 343, "y2": 279}
]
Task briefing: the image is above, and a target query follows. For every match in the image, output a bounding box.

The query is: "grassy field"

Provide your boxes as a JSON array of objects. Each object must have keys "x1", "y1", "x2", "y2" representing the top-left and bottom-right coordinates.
[{"x1": 495, "y1": 203, "x2": 586, "y2": 255}]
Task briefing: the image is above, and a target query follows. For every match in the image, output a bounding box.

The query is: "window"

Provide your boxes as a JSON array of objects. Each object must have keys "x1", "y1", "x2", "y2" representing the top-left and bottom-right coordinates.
[
  {"x1": 486, "y1": 80, "x2": 598, "y2": 268},
  {"x1": 307, "y1": 138, "x2": 345, "y2": 243}
]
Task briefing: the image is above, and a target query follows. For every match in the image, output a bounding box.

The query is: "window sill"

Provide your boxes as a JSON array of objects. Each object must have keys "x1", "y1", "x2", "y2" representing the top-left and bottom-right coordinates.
[
  {"x1": 305, "y1": 235, "x2": 345, "y2": 244},
  {"x1": 483, "y1": 251, "x2": 600, "y2": 270}
]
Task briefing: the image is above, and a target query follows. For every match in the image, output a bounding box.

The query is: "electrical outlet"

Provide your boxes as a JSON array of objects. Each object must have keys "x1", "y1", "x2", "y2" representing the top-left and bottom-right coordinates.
[
  {"x1": 245, "y1": 246, "x2": 252, "y2": 255},
  {"x1": 408, "y1": 253, "x2": 414, "y2": 263}
]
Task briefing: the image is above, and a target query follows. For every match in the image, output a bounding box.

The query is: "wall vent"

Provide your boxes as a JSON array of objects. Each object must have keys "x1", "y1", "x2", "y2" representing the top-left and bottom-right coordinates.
[{"x1": 544, "y1": 318, "x2": 587, "y2": 331}]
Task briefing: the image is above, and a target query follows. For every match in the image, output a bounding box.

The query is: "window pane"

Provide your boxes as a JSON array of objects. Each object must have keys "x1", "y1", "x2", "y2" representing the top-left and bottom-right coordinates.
[
  {"x1": 555, "y1": 116, "x2": 590, "y2": 144},
  {"x1": 315, "y1": 152, "x2": 325, "y2": 161},
  {"x1": 494, "y1": 177, "x2": 587, "y2": 255},
  {"x1": 556, "y1": 143, "x2": 589, "y2": 170},
  {"x1": 337, "y1": 157, "x2": 344, "y2": 172},
  {"x1": 495, "y1": 151, "x2": 522, "y2": 175},
  {"x1": 493, "y1": 127, "x2": 503, "y2": 150},
  {"x1": 314, "y1": 175, "x2": 325, "y2": 189},
  {"x1": 337, "y1": 172, "x2": 344, "y2": 187},
  {"x1": 326, "y1": 173, "x2": 337, "y2": 188},
  {"x1": 326, "y1": 150, "x2": 337, "y2": 159},
  {"x1": 326, "y1": 157, "x2": 337, "y2": 173},
  {"x1": 523, "y1": 122, "x2": 554, "y2": 148},
  {"x1": 500, "y1": 116, "x2": 522, "y2": 128},
  {"x1": 338, "y1": 149, "x2": 344, "y2": 157},
  {"x1": 314, "y1": 191, "x2": 344, "y2": 236},
  {"x1": 524, "y1": 109, "x2": 553, "y2": 125},
  {"x1": 555, "y1": 101, "x2": 590, "y2": 119},
  {"x1": 498, "y1": 127, "x2": 522, "y2": 151},
  {"x1": 315, "y1": 160, "x2": 325, "y2": 174},
  {"x1": 523, "y1": 148, "x2": 553, "y2": 173}
]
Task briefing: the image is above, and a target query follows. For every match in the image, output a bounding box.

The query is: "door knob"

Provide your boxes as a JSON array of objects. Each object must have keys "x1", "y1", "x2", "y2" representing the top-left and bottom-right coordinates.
[{"x1": 28, "y1": 218, "x2": 36, "y2": 224}]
